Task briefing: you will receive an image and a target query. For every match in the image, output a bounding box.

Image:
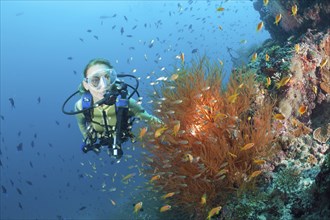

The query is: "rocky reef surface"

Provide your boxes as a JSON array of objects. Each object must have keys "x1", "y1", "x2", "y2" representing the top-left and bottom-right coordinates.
[{"x1": 235, "y1": 0, "x2": 330, "y2": 219}]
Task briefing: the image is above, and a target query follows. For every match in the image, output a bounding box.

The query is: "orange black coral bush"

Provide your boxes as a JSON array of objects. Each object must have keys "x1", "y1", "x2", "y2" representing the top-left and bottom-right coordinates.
[{"x1": 142, "y1": 58, "x2": 278, "y2": 219}]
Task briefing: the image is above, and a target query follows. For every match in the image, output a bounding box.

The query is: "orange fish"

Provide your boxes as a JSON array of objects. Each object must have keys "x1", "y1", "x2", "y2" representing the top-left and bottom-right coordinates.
[
  {"x1": 249, "y1": 170, "x2": 262, "y2": 180},
  {"x1": 200, "y1": 193, "x2": 207, "y2": 206},
  {"x1": 298, "y1": 105, "x2": 307, "y2": 115},
  {"x1": 292, "y1": 4, "x2": 298, "y2": 16},
  {"x1": 274, "y1": 113, "x2": 285, "y2": 120},
  {"x1": 257, "y1": 21, "x2": 264, "y2": 31},
  {"x1": 155, "y1": 126, "x2": 167, "y2": 138},
  {"x1": 173, "y1": 122, "x2": 180, "y2": 136},
  {"x1": 216, "y1": 7, "x2": 224, "y2": 12},
  {"x1": 240, "y1": 143, "x2": 255, "y2": 151},
  {"x1": 207, "y1": 206, "x2": 222, "y2": 220},
  {"x1": 265, "y1": 53, "x2": 270, "y2": 62},
  {"x1": 162, "y1": 192, "x2": 175, "y2": 199},
  {"x1": 160, "y1": 204, "x2": 171, "y2": 212},
  {"x1": 150, "y1": 174, "x2": 160, "y2": 182},
  {"x1": 251, "y1": 52, "x2": 258, "y2": 62},
  {"x1": 291, "y1": 117, "x2": 299, "y2": 127},
  {"x1": 139, "y1": 127, "x2": 148, "y2": 140},
  {"x1": 274, "y1": 13, "x2": 282, "y2": 25},
  {"x1": 170, "y1": 73, "x2": 179, "y2": 81}
]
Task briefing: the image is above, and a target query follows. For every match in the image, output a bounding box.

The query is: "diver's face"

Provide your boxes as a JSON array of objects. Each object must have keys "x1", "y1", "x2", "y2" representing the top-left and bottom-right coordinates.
[{"x1": 83, "y1": 64, "x2": 110, "y2": 102}]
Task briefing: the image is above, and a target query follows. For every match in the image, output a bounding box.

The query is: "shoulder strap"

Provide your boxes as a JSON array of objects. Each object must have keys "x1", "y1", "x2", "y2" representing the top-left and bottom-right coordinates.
[{"x1": 81, "y1": 92, "x2": 93, "y2": 123}]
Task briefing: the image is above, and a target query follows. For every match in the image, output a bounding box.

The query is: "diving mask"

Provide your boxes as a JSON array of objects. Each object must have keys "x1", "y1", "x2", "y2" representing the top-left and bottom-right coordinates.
[{"x1": 85, "y1": 68, "x2": 118, "y2": 90}]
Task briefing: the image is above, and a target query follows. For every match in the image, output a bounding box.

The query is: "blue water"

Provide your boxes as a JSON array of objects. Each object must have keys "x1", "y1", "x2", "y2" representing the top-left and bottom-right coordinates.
[{"x1": 0, "y1": 1, "x2": 269, "y2": 219}]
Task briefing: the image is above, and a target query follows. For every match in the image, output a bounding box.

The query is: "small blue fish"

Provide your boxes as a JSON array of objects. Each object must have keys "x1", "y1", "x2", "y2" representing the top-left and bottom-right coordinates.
[
  {"x1": 9, "y1": 98, "x2": 15, "y2": 109},
  {"x1": 192, "y1": 48, "x2": 198, "y2": 53}
]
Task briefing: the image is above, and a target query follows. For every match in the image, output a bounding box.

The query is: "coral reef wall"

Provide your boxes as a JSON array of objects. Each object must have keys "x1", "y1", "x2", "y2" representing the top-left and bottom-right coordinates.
[{"x1": 253, "y1": 0, "x2": 330, "y2": 42}]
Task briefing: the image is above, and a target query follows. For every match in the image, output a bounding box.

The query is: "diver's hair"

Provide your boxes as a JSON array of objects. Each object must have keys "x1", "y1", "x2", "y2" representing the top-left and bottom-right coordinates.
[
  {"x1": 79, "y1": 58, "x2": 114, "y2": 93},
  {"x1": 83, "y1": 58, "x2": 113, "y2": 77}
]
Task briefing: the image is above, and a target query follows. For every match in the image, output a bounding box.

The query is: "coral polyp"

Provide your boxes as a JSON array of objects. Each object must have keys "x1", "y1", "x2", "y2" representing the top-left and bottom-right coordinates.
[{"x1": 142, "y1": 58, "x2": 278, "y2": 219}]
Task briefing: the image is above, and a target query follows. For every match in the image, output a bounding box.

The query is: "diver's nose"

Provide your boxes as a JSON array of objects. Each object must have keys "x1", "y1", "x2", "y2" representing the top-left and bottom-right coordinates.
[{"x1": 99, "y1": 76, "x2": 108, "y2": 89}]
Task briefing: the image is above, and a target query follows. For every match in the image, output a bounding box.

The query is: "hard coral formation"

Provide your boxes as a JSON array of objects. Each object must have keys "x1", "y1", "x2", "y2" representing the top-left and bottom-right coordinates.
[
  {"x1": 313, "y1": 123, "x2": 330, "y2": 144},
  {"x1": 143, "y1": 58, "x2": 278, "y2": 219}
]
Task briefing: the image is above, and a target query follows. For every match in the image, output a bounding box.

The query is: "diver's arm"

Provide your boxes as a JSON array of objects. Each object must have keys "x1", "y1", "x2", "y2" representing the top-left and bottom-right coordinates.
[
  {"x1": 75, "y1": 100, "x2": 88, "y2": 139},
  {"x1": 128, "y1": 99, "x2": 163, "y2": 125}
]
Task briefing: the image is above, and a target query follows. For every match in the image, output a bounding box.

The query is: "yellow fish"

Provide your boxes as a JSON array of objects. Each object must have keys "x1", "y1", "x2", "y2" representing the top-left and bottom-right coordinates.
[
  {"x1": 276, "y1": 76, "x2": 291, "y2": 89},
  {"x1": 228, "y1": 152, "x2": 237, "y2": 158},
  {"x1": 207, "y1": 206, "x2": 222, "y2": 220},
  {"x1": 274, "y1": 13, "x2": 282, "y2": 25},
  {"x1": 139, "y1": 127, "x2": 148, "y2": 140},
  {"x1": 155, "y1": 126, "x2": 168, "y2": 138},
  {"x1": 265, "y1": 53, "x2": 270, "y2": 62},
  {"x1": 265, "y1": 77, "x2": 271, "y2": 88},
  {"x1": 110, "y1": 199, "x2": 116, "y2": 206},
  {"x1": 320, "y1": 58, "x2": 328, "y2": 69},
  {"x1": 180, "y1": 52, "x2": 185, "y2": 64},
  {"x1": 274, "y1": 113, "x2": 285, "y2": 120},
  {"x1": 162, "y1": 192, "x2": 175, "y2": 199},
  {"x1": 240, "y1": 39, "x2": 248, "y2": 44},
  {"x1": 263, "y1": 0, "x2": 269, "y2": 6},
  {"x1": 228, "y1": 92, "x2": 239, "y2": 104},
  {"x1": 312, "y1": 85, "x2": 318, "y2": 94},
  {"x1": 183, "y1": 153, "x2": 193, "y2": 163},
  {"x1": 173, "y1": 122, "x2": 180, "y2": 136},
  {"x1": 216, "y1": 7, "x2": 224, "y2": 12},
  {"x1": 200, "y1": 193, "x2": 207, "y2": 206},
  {"x1": 253, "y1": 159, "x2": 266, "y2": 165},
  {"x1": 160, "y1": 204, "x2": 171, "y2": 212},
  {"x1": 294, "y1": 44, "x2": 300, "y2": 53},
  {"x1": 249, "y1": 170, "x2": 262, "y2": 180},
  {"x1": 122, "y1": 173, "x2": 136, "y2": 182},
  {"x1": 240, "y1": 143, "x2": 255, "y2": 151},
  {"x1": 257, "y1": 21, "x2": 264, "y2": 31},
  {"x1": 170, "y1": 73, "x2": 179, "y2": 81},
  {"x1": 251, "y1": 52, "x2": 258, "y2": 62},
  {"x1": 214, "y1": 112, "x2": 228, "y2": 121},
  {"x1": 292, "y1": 4, "x2": 298, "y2": 16},
  {"x1": 215, "y1": 169, "x2": 229, "y2": 177},
  {"x1": 133, "y1": 201, "x2": 143, "y2": 213},
  {"x1": 218, "y1": 59, "x2": 224, "y2": 66}
]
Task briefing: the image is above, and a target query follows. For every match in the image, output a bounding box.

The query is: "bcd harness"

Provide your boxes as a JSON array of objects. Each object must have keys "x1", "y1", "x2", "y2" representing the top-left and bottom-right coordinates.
[{"x1": 81, "y1": 82, "x2": 135, "y2": 158}]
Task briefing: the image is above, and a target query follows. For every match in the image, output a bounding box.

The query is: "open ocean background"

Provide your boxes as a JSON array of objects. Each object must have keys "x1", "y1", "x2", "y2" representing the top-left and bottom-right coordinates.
[{"x1": 1, "y1": 1, "x2": 269, "y2": 219}]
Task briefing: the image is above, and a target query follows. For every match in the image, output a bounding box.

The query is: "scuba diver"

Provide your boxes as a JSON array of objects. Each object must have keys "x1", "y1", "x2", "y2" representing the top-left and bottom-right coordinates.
[{"x1": 62, "y1": 58, "x2": 162, "y2": 160}]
